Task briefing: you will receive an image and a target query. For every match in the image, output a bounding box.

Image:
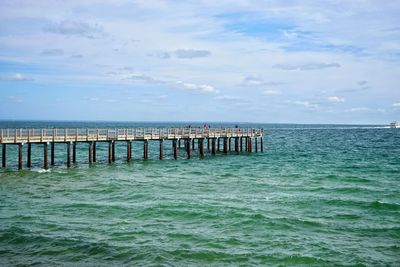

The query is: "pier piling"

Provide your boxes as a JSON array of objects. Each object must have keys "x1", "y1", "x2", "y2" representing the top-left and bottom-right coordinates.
[
  {"x1": 212, "y1": 138, "x2": 216, "y2": 155},
  {"x1": 127, "y1": 141, "x2": 131, "y2": 162},
  {"x1": 88, "y1": 142, "x2": 93, "y2": 164},
  {"x1": 186, "y1": 139, "x2": 191, "y2": 159},
  {"x1": 223, "y1": 138, "x2": 228, "y2": 154},
  {"x1": 2, "y1": 144, "x2": 6, "y2": 168},
  {"x1": 173, "y1": 139, "x2": 178, "y2": 159},
  {"x1": 73, "y1": 142, "x2": 76, "y2": 163},
  {"x1": 235, "y1": 137, "x2": 239, "y2": 152},
  {"x1": 112, "y1": 141, "x2": 116, "y2": 162},
  {"x1": 143, "y1": 140, "x2": 148, "y2": 159},
  {"x1": 108, "y1": 141, "x2": 112, "y2": 164},
  {"x1": 159, "y1": 139, "x2": 163, "y2": 160},
  {"x1": 249, "y1": 138, "x2": 252, "y2": 153},
  {"x1": 93, "y1": 141, "x2": 97, "y2": 162},
  {"x1": 27, "y1": 143, "x2": 31, "y2": 168},
  {"x1": 51, "y1": 142, "x2": 55, "y2": 166},
  {"x1": 261, "y1": 137, "x2": 264, "y2": 152},
  {"x1": 44, "y1": 143, "x2": 48, "y2": 170},
  {"x1": 67, "y1": 142, "x2": 71, "y2": 167},
  {"x1": 0, "y1": 127, "x2": 263, "y2": 169},
  {"x1": 199, "y1": 138, "x2": 204, "y2": 156},
  {"x1": 18, "y1": 143, "x2": 22, "y2": 170}
]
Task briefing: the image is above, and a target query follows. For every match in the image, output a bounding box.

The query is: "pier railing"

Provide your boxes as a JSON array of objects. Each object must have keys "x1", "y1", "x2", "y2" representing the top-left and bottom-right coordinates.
[
  {"x1": 0, "y1": 128, "x2": 263, "y2": 144},
  {"x1": 1, "y1": 127, "x2": 264, "y2": 169}
]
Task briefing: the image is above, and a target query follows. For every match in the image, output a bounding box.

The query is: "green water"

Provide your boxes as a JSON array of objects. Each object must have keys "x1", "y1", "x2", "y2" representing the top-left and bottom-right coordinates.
[{"x1": 1, "y1": 122, "x2": 399, "y2": 266}]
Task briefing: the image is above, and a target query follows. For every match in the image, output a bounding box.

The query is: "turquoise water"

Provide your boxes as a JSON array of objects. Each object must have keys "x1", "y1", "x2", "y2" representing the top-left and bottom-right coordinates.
[{"x1": 1, "y1": 122, "x2": 399, "y2": 266}]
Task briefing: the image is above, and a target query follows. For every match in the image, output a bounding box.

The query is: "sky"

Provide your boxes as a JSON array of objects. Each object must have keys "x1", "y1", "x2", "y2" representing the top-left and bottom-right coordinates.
[{"x1": 0, "y1": 0, "x2": 399, "y2": 124}]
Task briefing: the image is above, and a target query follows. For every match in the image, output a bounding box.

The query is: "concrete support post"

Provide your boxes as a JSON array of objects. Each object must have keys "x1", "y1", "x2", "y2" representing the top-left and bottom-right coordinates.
[
  {"x1": 143, "y1": 140, "x2": 148, "y2": 159},
  {"x1": 67, "y1": 142, "x2": 71, "y2": 167},
  {"x1": 186, "y1": 139, "x2": 191, "y2": 159},
  {"x1": 249, "y1": 138, "x2": 252, "y2": 153},
  {"x1": 255, "y1": 137, "x2": 258, "y2": 153},
  {"x1": 261, "y1": 137, "x2": 264, "y2": 152},
  {"x1": 112, "y1": 141, "x2": 116, "y2": 162},
  {"x1": 51, "y1": 142, "x2": 55, "y2": 166},
  {"x1": 108, "y1": 141, "x2": 112, "y2": 164},
  {"x1": 127, "y1": 141, "x2": 131, "y2": 162},
  {"x1": 27, "y1": 143, "x2": 31, "y2": 168},
  {"x1": 88, "y1": 142, "x2": 93, "y2": 164},
  {"x1": 199, "y1": 138, "x2": 204, "y2": 157},
  {"x1": 173, "y1": 139, "x2": 178, "y2": 159},
  {"x1": 43, "y1": 143, "x2": 48, "y2": 170},
  {"x1": 93, "y1": 141, "x2": 96, "y2": 162},
  {"x1": 212, "y1": 138, "x2": 216, "y2": 155},
  {"x1": 73, "y1": 142, "x2": 76, "y2": 163},
  {"x1": 2, "y1": 144, "x2": 6, "y2": 168},
  {"x1": 235, "y1": 137, "x2": 239, "y2": 152},
  {"x1": 223, "y1": 137, "x2": 228, "y2": 154},
  {"x1": 159, "y1": 139, "x2": 163, "y2": 160},
  {"x1": 18, "y1": 143, "x2": 22, "y2": 170}
]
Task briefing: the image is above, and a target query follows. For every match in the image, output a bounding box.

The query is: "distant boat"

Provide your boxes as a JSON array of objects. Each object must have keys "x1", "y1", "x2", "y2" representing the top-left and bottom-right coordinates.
[{"x1": 390, "y1": 121, "x2": 400, "y2": 128}]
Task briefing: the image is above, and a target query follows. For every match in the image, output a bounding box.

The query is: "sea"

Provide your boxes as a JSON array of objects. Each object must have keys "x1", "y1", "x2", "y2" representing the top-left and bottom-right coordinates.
[{"x1": 0, "y1": 121, "x2": 399, "y2": 266}]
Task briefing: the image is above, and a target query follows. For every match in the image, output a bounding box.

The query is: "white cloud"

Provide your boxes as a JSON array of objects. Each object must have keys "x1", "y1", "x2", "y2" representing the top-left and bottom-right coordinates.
[
  {"x1": 45, "y1": 20, "x2": 103, "y2": 37},
  {"x1": 393, "y1": 102, "x2": 400, "y2": 107},
  {"x1": 214, "y1": 95, "x2": 239, "y2": 101},
  {"x1": 174, "y1": 49, "x2": 211, "y2": 58},
  {"x1": 127, "y1": 74, "x2": 164, "y2": 84},
  {"x1": 0, "y1": 73, "x2": 33, "y2": 81},
  {"x1": 149, "y1": 49, "x2": 211, "y2": 59},
  {"x1": 243, "y1": 75, "x2": 283, "y2": 87},
  {"x1": 71, "y1": 54, "x2": 83, "y2": 59},
  {"x1": 8, "y1": 96, "x2": 24, "y2": 103},
  {"x1": 357, "y1": 80, "x2": 367, "y2": 86},
  {"x1": 273, "y1": 62, "x2": 341, "y2": 71},
  {"x1": 176, "y1": 81, "x2": 217, "y2": 93},
  {"x1": 327, "y1": 96, "x2": 344, "y2": 103},
  {"x1": 346, "y1": 107, "x2": 386, "y2": 113},
  {"x1": 262, "y1": 90, "x2": 281, "y2": 95},
  {"x1": 149, "y1": 51, "x2": 171, "y2": 59},
  {"x1": 293, "y1": 100, "x2": 319, "y2": 110},
  {"x1": 41, "y1": 49, "x2": 64, "y2": 56},
  {"x1": 346, "y1": 107, "x2": 371, "y2": 112}
]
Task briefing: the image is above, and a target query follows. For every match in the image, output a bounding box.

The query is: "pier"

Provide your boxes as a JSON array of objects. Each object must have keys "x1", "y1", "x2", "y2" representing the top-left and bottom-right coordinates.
[{"x1": 0, "y1": 128, "x2": 264, "y2": 169}]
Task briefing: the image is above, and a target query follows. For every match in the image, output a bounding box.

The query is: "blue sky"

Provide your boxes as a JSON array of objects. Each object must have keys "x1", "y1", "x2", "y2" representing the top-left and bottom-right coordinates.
[{"x1": 0, "y1": 0, "x2": 399, "y2": 124}]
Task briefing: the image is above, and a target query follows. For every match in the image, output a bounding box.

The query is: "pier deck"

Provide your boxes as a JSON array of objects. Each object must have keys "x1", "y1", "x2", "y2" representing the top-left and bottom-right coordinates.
[{"x1": 0, "y1": 128, "x2": 264, "y2": 169}]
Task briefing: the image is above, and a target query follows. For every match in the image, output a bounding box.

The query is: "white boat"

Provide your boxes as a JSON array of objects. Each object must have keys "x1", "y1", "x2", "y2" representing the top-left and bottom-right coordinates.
[{"x1": 390, "y1": 121, "x2": 400, "y2": 128}]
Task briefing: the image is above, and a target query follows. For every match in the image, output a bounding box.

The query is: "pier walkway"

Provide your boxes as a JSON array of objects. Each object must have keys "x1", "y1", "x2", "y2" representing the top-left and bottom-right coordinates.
[{"x1": 0, "y1": 128, "x2": 264, "y2": 169}]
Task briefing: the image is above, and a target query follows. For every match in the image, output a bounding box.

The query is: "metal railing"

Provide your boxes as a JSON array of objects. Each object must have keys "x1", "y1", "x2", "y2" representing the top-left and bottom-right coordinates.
[{"x1": 0, "y1": 128, "x2": 264, "y2": 143}]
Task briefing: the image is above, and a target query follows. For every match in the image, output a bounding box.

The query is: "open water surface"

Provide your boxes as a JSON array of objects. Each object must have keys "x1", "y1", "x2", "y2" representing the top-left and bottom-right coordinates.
[{"x1": 0, "y1": 122, "x2": 399, "y2": 266}]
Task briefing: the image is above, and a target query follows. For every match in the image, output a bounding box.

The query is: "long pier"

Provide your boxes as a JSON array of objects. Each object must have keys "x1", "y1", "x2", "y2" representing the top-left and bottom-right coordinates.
[{"x1": 0, "y1": 128, "x2": 264, "y2": 169}]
